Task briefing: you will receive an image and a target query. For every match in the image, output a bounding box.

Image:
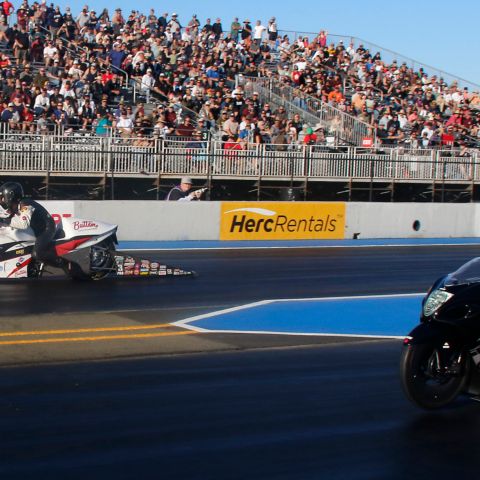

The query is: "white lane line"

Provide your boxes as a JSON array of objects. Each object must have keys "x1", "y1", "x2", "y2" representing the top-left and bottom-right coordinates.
[
  {"x1": 120, "y1": 243, "x2": 479, "y2": 252},
  {"x1": 173, "y1": 300, "x2": 275, "y2": 332}
]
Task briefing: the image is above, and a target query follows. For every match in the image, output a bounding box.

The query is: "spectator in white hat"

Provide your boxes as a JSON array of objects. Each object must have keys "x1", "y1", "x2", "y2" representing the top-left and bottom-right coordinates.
[
  {"x1": 168, "y1": 12, "x2": 181, "y2": 39},
  {"x1": 140, "y1": 68, "x2": 156, "y2": 103},
  {"x1": 166, "y1": 177, "x2": 206, "y2": 201}
]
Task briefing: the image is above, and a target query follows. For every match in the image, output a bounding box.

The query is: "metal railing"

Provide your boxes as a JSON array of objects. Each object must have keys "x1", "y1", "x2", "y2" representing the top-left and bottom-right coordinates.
[
  {"x1": 0, "y1": 133, "x2": 478, "y2": 183},
  {"x1": 238, "y1": 75, "x2": 324, "y2": 133},
  {"x1": 239, "y1": 76, "x2": 375, "y2": 146},
  {"x1": 38, "y1": 24, "x2": 131, "y2": 86},
  {"x1": 277, "y1": 30, "x2": 480, "y2": 92},
  {"x1": 36, "y1": 25, "x2": 204, "y2": 127}
]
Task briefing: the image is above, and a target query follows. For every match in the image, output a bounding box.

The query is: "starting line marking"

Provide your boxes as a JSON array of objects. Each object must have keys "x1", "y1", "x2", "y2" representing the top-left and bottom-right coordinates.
[{"x1": 172, "y1": 293, "x2": 424, "y2": 339}]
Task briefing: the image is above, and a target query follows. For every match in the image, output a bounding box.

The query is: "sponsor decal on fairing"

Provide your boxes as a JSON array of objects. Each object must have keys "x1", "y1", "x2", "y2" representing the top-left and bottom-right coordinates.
[{"x1": 73, "y1": 221, "x2": 98, "y2": 231}]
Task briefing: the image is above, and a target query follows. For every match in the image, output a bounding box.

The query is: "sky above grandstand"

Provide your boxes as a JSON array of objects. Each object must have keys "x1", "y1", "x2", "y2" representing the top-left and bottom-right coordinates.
[{"x1": 59, "y1": 0, "x2": 479, "y2": 87}]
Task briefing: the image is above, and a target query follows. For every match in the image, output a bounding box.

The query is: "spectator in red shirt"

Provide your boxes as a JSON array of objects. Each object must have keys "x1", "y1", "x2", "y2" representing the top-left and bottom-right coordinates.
[
  {"x1": 303, "y1": 127, "x2": 317, "y2": 145},
  {"x1": 441, "y1": 126, "x2": 455, "y2": 147},
  {"x1": 176, "y1": 116, "x2": 195, "y2": 137},
  {"x1": 291, "y1": 65, "x2": 303, "y2": 85},
  {"x1": 446, "y1": 110, "x2": 463, "y2": 127},
  {"x1": 1, "y1": 0, "x2": 13, "y2": 23},
  {"x1": 101, "y1": 70, "x2": 114, "y2": 85},
  {"x1": 16, "y1": 5, "x2": 28, "y2": 29}
]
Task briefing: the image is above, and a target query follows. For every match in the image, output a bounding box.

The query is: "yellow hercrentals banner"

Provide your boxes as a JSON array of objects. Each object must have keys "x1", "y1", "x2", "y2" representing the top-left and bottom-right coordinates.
[{"x1": 220, "y1": 202, "x2": 346, "y2": 241}]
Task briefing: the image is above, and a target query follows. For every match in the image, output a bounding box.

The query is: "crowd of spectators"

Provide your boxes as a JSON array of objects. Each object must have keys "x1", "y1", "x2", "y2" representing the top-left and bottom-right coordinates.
[
  {"x1": 272, "y1": 32, "x2": 480, "y2": 149},
  {"x1": 0, "y1": 3, "x2": 283, "y2": 143},
  {"x1": 0, "y1": 2, "x2": 478, "y2": 153}
]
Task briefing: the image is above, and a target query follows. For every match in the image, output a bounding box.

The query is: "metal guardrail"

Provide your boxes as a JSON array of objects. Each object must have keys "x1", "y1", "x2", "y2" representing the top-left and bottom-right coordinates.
[{"x1": 0, "y1": 134, "x2": 478, "y2": 183}]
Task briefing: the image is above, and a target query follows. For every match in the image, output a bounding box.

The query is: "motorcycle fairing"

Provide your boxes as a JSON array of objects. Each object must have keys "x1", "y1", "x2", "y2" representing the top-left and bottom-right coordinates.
[
  {"x1": 58, "y1": 230, "x2": 118, "y2": 276},
  {"x1": 0, "y1": 243, "x2": 34, "y2": 262},
  {"x1": 0, "y1": 218, "x2": 118, "y2": 279},
  {"x1": 0, "y1": 254, "x2": 32, "y2": 278},
  {"x1": 0, "y1": 227, "x2": 35, "y2": 278},
  {"x1": 406, "y1": 321, "x2": 467, "y2": 347},
  {"x1": 61, "y1": 219, "x2": 117, "y2": 243},
  {"x1": 54, "y1": 219, "x2": 118, "y2": 275},
  {"x1": 54, "y1": 235, "x2": 94, "y2": 257},
  {"x1": 6, "y1": 256, "x2": 32, "y2": 278}
]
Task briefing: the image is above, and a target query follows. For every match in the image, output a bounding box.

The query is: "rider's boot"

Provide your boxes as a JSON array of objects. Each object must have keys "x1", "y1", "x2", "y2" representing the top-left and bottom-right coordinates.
[{"x1": 33, "y1": 247, "x2": 63, "y2": 268}]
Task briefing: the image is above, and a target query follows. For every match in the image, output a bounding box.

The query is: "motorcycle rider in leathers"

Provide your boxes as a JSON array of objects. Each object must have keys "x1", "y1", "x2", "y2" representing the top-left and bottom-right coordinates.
[{"x1": 0, "y1": 182, "x2": 57, "y2": 263}]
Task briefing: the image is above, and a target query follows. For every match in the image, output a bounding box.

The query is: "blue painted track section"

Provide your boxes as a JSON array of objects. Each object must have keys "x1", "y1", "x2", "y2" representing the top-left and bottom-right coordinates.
[
  {"x1": 127, "y1": 238, "x2": 469, "y2": 338},
  {"x1": 120, "y1": 238, "x2": 480, "y2": 250},
  {"x1": 179, "y1": 295, "x2": 424, "y2": 338}
]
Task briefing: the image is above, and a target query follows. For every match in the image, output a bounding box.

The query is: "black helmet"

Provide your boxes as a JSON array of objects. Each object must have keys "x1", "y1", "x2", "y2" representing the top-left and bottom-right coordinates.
[{"x1": 0, "y1": 182, "x2": 24, "y2": 211}]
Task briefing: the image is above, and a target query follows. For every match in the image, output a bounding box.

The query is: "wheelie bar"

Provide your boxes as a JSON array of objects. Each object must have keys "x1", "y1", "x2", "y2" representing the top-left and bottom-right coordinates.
[{"x1": 113, "y1": 255, "x2": 195, "y2": 277}]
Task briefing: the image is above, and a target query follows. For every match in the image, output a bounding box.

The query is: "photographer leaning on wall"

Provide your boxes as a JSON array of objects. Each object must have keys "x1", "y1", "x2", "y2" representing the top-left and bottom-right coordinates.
[{"x1": 165, "y1": 177, "x2": 207, "y2": 201}]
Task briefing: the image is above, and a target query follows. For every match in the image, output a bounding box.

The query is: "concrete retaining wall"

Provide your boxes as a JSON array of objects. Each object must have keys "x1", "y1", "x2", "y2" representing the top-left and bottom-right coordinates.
[
  {"x1": 345, "y1": 203, "x2": 475, "y2": 239},
  {"x1": 40, "y1": 201, "x2": 478, "y2": 241},
  {"x1": 75, "y1": 201, "x2": 220, "y2": 241}
]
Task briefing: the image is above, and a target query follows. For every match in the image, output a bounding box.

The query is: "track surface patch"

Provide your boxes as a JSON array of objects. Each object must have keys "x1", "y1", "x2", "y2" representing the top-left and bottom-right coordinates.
[{"x1": 174, "y1": 294, "x2": 424, "y2": 338}]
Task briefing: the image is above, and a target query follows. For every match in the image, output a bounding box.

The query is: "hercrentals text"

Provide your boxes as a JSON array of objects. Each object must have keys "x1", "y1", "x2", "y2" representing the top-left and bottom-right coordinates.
[{"x1": 229, "y1": 214, "x2": 337, "y2": 233}]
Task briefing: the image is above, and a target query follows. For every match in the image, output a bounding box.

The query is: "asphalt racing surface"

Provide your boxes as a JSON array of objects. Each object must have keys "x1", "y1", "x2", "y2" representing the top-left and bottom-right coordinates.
[
  {"x1": 2, "y1": 244, "x2": 480, "y2": 478},
  {"x1": 1, "y1": 245, "x2": 479, "y2": 317}
]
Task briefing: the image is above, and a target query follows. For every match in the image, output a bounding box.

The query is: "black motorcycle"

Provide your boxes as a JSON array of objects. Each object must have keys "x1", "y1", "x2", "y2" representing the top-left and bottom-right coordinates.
[{"x1": 400, "y1": 257, "x2": 480, "y2": 409}]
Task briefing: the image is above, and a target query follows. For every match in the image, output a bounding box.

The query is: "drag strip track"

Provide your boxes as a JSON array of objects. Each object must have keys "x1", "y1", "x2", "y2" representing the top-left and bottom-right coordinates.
[
  {"x1": 2, "y1": 341, "x2": 480, "y2": 479},
  {"x1": 2, "y1": 244, "x2": 480, "y2": 479},
  {"x1": 1, "y1": 244, "x2": 479, "y2": 317}
]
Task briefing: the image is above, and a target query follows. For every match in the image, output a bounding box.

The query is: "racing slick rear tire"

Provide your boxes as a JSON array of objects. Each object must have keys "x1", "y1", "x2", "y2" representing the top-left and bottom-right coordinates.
[{"x1": 69, "y1": 239, "x2": 116, "y2": 281}]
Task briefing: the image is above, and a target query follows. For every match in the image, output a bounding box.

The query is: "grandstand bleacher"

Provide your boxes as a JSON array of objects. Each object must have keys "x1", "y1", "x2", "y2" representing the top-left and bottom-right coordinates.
[{"x1": 0, "y1": 4, "x2": 479, "y2": 201}]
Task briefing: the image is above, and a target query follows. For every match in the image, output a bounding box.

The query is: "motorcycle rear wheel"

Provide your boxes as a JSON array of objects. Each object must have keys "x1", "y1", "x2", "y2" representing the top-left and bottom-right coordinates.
[
  {"x1": 69, "y1": 239, "x2": 116, "y2": 281},
  {"x1": 89, "y1": 239, "x2": 116, "y2": 280},
  {"x1": 400, "y1": 343, "x2": 469, "y2": 409}
]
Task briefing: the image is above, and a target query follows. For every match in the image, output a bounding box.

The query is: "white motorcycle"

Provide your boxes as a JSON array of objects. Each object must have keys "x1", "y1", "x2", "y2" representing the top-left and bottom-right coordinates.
[{"x1": 0, "y1": 216, "x2": 118, "y2": 280}]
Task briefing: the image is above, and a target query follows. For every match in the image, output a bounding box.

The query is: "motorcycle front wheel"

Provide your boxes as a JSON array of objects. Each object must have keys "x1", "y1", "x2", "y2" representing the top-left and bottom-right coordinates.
[{"x1": 400, "y1": 343, "x2": 470, "y2": 409}]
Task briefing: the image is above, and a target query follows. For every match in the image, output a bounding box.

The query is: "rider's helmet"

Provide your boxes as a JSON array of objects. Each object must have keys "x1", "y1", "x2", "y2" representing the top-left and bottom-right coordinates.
[{"x1": 0, "y1": 182, "x2": 24, "y2": 212}]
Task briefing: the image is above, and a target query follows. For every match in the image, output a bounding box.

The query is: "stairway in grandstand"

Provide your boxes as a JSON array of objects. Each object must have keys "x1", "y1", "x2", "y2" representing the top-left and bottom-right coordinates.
[
  {"x1": 239, "y1": 75, "x2": 373, "y2": 146},
  {"x1": 238, "y1": 49, "x2": 376, "y2": 146},
  {"x1": 250, "y1": 31, "x2": 480, "y2": 147},
  {"x1": 34, "y1": 26, "x2": 203, "y2": 128}
]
